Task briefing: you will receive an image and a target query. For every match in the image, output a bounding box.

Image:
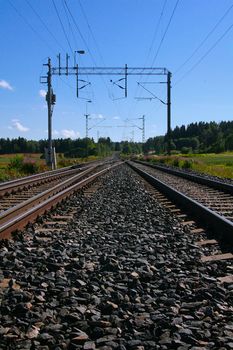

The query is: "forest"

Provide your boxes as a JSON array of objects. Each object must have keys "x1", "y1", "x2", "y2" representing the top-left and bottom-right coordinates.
[
  {"x1": 0, "y1": 120, "x2": 233, "y2": 156},
  {"x1": 143, "y1": 120, "x2": 233, "y2": 154},
  {"x1": 0, "y1": 136, "x2": 142, "y2": 157}
]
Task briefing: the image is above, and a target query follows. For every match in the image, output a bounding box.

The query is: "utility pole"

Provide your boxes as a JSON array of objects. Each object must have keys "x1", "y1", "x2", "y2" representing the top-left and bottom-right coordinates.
[
  {"x1": 167, "y1": 71, "x2": 172, "y2": 155},
  {"x1": 44, "y1": 58, "x2": 56, "y2": 170}
]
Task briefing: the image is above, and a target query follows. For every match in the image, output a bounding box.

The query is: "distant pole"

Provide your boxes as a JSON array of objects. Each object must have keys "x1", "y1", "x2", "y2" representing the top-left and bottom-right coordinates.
[
  {"x1": 142, "y1": 115, "x2": 145, "y2": 143},
  {"x1": 85, "y1": 114, "x2": 89, "y2": 139},
  {"x1": 167, "y1": 71, "x2": 171, "y2": 155},
  {"x1": 84, "y1": 113, "x2": 90, "y2": 158}
]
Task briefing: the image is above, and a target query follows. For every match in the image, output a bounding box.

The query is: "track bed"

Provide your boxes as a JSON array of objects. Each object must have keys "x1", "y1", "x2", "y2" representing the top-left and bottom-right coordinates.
[{"x1": 0, "y1": 164, "x2": 232, "y2": 349}]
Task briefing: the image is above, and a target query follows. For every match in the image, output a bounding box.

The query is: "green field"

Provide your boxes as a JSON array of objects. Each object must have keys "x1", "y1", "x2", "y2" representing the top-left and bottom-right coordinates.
[{"x1": 142, "y1": 152, "x2": 233, "y2": 179}]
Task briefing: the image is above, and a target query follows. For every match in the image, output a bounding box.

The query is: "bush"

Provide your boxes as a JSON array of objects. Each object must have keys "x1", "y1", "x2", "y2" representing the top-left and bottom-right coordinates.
[
  {"x1": 182, "y1": 159, "x2": 193, "y2": 169},
  {"x1": 8, "y1": 155, "x2": 40, "y2": 175},
  {"x1": 22, "y1": 161, "x2": 39, "y2": 174},
  {"x1": 173, "y1": 158, "x2": 180, "y2": 167},
  {"x1": 8, "y1": 155, "x2": 24, "y2": 171},
  {"x1": 0, "y1": 170, "x2": 10, "y2": 182}
]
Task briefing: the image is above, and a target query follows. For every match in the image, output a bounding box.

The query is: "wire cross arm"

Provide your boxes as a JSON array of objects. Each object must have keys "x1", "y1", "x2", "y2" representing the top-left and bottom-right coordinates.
[{"x1": 51, "y1": 66, "x2": 169, "y2": 76}]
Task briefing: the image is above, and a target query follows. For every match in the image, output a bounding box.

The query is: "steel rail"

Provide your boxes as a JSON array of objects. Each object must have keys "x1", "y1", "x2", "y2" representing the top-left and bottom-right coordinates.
[
  {"x1": 0, "y1": 160, "x2": 104, "y2": 198},
  {"x1": 0, "y1": 162, "x2": 121, "y2": 239},
  {"x1": 128, "y1": 161, "x2": 233, "y2": 243},
  {"x1": 0, "y1": 166, "x2": 99, "y2": 225},
  {"x1": 133, "y1": 160, "x2": 233, "y2": 195},
  {"x1": 0, "y1": 159, "x2": 106, "y2": 197}
]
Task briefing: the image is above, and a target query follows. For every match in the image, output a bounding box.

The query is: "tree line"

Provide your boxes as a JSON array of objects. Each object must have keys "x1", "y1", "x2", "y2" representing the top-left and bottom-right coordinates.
[
  {"x1": 0, "y1": 136, "x2": 142, "y2": 157},
  {"x1": 143, "y1": 120, "x2": 233, "y2": 154}
]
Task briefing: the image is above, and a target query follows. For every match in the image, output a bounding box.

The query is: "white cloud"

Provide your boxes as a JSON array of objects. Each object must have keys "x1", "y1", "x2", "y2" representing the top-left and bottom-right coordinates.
[
  {"x1": 45, "y1": 129, "x2": 80, "y2": 139},
  {"x1": 113, "y1": 116, "x2": 120, "y2": 120},
  {"x1": 11, "y1": 119, "x2": 29, "y2": 132},
  {"x1": 53, "y1": 130, "x2": 60, "y2": 136},
  {"x1": 61, "y1": 129, "x2": 80, "y2": 139},
  {"x1": 39, "y1": 89, "x2": 47, "y2": 98},
  {"x1": 0, "y1": 80, "x2": 13, "y2": 91},
  {"x1": 91, "y1": 113, "x2": 105, "y2": 120}
]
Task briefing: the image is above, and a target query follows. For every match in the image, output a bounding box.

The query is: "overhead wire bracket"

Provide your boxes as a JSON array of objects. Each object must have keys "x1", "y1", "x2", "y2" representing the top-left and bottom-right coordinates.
[
  {"x1": 135, "y1": 82, "x2": 167, "y2": 105},
  {"x1": 110, "y1": 64, "x2": 128, "y2": 99},
  {"x1": 76, "y1": 64, "x2": 91, "y2": 98}
]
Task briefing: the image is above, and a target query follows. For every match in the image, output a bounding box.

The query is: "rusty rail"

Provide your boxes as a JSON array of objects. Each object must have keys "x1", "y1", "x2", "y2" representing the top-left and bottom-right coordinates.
[
  {"x1": 0, "y1": 163, "x2": 96, "y2": 198},
  {"x1": 128, "y1": 161, "x2": 233, "y2": 243},
  {"x1": 0, "y1": 162, "x2": 121, "y2": 239}
]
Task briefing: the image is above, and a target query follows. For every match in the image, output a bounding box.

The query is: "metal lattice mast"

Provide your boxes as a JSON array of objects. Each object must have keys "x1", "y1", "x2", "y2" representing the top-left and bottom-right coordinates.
[{"x1": 142, "y1": 115, "x2": 145, "y2": 143}]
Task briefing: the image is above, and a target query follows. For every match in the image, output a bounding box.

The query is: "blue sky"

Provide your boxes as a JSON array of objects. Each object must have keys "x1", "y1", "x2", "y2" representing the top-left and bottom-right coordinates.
[{"x1": 1, "y1": 0, "x2": 233, "y2": 142}]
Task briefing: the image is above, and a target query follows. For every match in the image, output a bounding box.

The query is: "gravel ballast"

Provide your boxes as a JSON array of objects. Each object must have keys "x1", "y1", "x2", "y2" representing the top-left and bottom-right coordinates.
[{"x1": 0, "y1": 165, "x2": 232, "y2": 350}]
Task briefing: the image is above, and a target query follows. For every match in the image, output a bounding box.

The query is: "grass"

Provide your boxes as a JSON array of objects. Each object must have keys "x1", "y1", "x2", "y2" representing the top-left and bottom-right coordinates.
[
  {"x1": 0, "y1": 153, "x2": 43, "y2": 168},
  {"x1": 0, "y1": 153, "x2": 102, "y2": 182},
  {"x1": 140, "y1": 152, "x2": 233, "y2": 179},
  {"x1": 0, "y1": 153, "x2": 47, "y2": 181}
]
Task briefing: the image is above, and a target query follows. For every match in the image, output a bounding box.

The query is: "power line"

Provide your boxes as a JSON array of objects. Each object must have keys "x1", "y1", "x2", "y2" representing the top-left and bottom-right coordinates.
[
  {"x1": 62, "y1": 0, "x2": 93, "y2": 98},
  {"x1": 8, "y1": 0, "x2": 55, "y2": 54},
  {"x1": 174, "y1": 22, "x2": 233, "y2": 86},
  {"x1": 63, "y1": 0, "x2": 98, "y2": 66},
  {"x1": 129, "y1": 0, "x2": 168, "y2": 117},
  {"x1": 174, "y1": 3, "x2": 233, "y2": 75},
  {"x1": 150, "y1": 0, "x2": 180, "y2": 67},
  {"x1": 25, "y1": 0, "x2": 66, "y2": 53},
  {"x1": 78, "y1": 0, "x2": 106, "y2": 67},
  {"x1": 145, "y1": 0, "x2": 168, "y2": 66},
  {"x1": 52, "y1": 0, "x2": 73, "y2": 56},
  {"x1": 64, "y1": 0, "x2": 121, "y2": 112},
  {"x1": 62, "y1": 0, "x2": 79, "y2": 51},
  {"x1": 130, "y1": 0, "x2": 179, "y2": 123}
]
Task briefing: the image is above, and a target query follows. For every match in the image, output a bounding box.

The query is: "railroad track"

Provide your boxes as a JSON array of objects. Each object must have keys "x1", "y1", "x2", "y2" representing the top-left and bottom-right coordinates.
[
  {"x1": 0, "y1": 160, "x2": 121, "y2": 239},
  {"x1": 128, "y1": 160, "x2": 233, "y2": 241},
  {"x1": 0, "y1": 158, "x2": 107, "y2": 202},
  {"x1": 128, "y1": 161, "x2": 233, "y2": 284}
]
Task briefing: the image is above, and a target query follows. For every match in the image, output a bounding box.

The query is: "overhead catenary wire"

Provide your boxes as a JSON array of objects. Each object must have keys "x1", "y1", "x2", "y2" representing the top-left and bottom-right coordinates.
[
  {"x1": 64, "y1": 0, "x2": 122, "y2": 116},
  {"x1": 129, "y1": 0, "x2": 168, "y2": 118},
  {"x1": 61, "y1": 0, "x2": 94, "y2": 100},
  {"x1": 174, "y1": 2, "x2": 233, "y2": 75},
  {"x1": 78, "y1": 0, "x2": 106, "y2": 67},
  {"x1": 130, "y1": 0, "x2": 180, "y2": 123},
  {"x1": 62, "y1": 0, "x2": 80, "y2": 53},
  {"x1": 145, "y1": 0, "x2": 168, "y2": 66},
  {"x1": 25, "y1": 0, "x2": 66, "y2": 53},
  {"x1": 8, "y1": 0, "x2": 56, "y2": 54},
  {"x1": 150, "y1": 0, "x2": 180, "y2": 67},
  {"x1": 52, "y1": 0, "x2": 73, "y2": 56},
  {"x1": 174, "y1": 22, "x2": 233, "y2": 86},
  {"x1": 63, "y1": 0, "x2": 98, "y2": 66}
]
